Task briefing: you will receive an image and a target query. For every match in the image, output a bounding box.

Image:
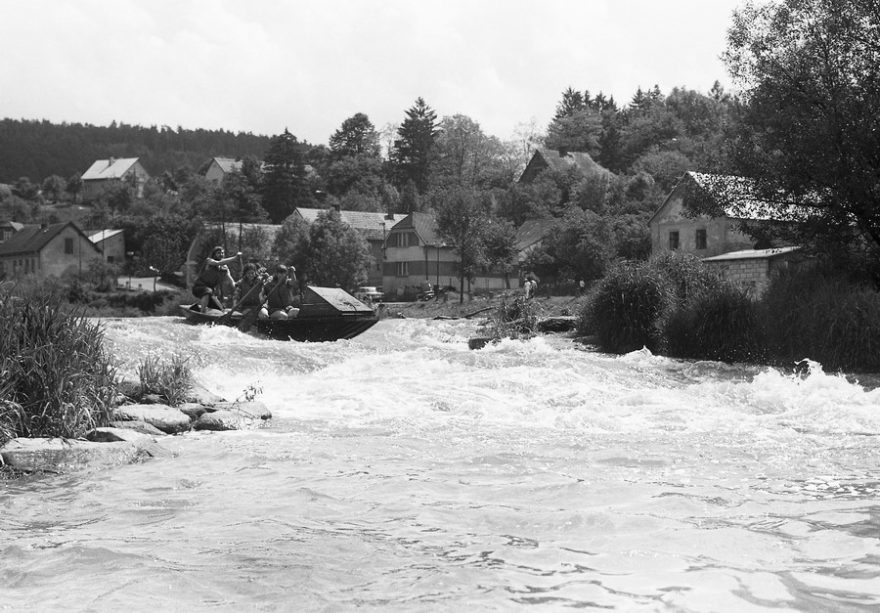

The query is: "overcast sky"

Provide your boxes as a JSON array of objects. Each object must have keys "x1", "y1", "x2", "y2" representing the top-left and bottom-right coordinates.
[{"x1": 0, "y1": 0, "x2": 744, "y2": 146}]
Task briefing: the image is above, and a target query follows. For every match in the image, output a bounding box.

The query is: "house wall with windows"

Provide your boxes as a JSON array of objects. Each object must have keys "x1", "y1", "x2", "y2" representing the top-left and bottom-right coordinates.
[
  {"x1": 649, "y1": 180, "x2": 755, "y2": 258},
  {"x1": 0, "y1": 223, "x2": 101, "y2": 279},
  {"x1": 89, "y1": 229, "x2": 126, "y2": 263},
  {"x1": 382, "y1": 212, "x2": 509, "y2": 299}
]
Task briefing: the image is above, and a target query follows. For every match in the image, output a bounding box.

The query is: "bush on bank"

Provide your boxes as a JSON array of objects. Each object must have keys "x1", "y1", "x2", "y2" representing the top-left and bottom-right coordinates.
[
  {"x1": 760, "y1": 266, "x2": 880, "y2": 372},
  {"x1": 581, "y1": 256, "x2": 880, "y2": 372},
  {"x1": 0, "y1": 281, "x2": 118, "y2": 446}
]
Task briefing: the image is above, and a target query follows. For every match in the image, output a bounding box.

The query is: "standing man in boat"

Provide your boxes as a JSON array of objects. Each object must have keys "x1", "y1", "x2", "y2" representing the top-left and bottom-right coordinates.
[
  {"x1": 261, "y1": 264, "x2": 299, "y2": 320},
  {"x1": 191, "y1": 246, "x2": 241, "y2": 313}
]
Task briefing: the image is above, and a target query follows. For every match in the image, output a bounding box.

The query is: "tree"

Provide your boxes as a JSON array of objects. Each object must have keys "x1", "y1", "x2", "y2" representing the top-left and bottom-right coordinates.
[
  {"x1": 725, "y1": 0, "x2": 880, "y2": 274},
  {"x1": 41, "y1": 175, "x2": 66, "y2": 203},
  {"x1": 434, "y1": 187, "x2": 488, "y2": 302},
  {"x1": 391, "y1": 97, "x2": 439, "y2": 193},
  {"x1": 432, "y1": 114, "x2": 514, "y2": 189},
  {"x1": 262, "y1": 129, "x2": 312, "y2": 222},
  {"x1": 329, "y1": 113, "x2": 380, "y2": 158},
  {"x1": 273, "y1": 209, "x2": 372, "y2": 289}
]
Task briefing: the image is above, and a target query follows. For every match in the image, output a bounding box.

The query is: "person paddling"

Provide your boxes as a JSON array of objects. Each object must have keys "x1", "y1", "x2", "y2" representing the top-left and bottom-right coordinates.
[
  {"x1": 191, "y1": 246, "x2": 241, "y2": 312},
  {"x1": 260, "y1": 264, "x2": 299, "y2": 320}
]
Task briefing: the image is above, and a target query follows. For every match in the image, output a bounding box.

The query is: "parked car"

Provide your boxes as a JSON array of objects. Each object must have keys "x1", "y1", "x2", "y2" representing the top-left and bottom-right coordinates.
[{"x1": 354, "y1": 286, "x2": 384, "y2": 303}]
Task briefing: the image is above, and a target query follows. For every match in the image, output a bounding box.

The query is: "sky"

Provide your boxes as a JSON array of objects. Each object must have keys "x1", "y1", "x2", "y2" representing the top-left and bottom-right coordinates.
[{"x1": 0, "y1": 0, "x2": 745, "y2": 146}]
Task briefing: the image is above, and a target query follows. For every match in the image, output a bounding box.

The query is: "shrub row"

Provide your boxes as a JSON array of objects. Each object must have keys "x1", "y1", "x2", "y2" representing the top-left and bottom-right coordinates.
[{"x1": 580, "y1": 254, "x2": 880, "y2": 372}]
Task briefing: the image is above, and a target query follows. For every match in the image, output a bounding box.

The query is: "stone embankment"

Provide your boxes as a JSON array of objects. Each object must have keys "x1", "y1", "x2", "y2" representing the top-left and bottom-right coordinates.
[{"x1": 0, "y1": 384, "x2": 271, "y2": 474}]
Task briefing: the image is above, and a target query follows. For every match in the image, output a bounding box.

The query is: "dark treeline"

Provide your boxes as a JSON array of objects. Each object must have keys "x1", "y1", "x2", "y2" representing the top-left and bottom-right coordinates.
[{"x1": 0, "y1": 118, "x2": 271, "y2": 182}]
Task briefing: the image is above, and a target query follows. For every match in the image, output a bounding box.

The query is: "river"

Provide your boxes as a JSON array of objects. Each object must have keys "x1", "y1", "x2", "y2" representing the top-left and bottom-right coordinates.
[{"x1": 2, "y1": 316, "x2": 879, "y2": 612}]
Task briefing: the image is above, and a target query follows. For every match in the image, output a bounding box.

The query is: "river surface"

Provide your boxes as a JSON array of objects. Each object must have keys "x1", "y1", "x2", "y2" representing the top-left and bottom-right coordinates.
[{"x1": 2, "y1": 316, "x2": 879, "y2": 612}]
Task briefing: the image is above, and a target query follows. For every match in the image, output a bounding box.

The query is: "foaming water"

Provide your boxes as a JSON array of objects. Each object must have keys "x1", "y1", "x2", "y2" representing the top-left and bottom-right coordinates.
[{"x1": 2, "y1": 316, "x2": 879, "y2": 611}]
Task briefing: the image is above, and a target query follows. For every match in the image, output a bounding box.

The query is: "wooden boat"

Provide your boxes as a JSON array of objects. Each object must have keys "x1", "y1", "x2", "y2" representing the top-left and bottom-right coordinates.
[{"x1": 179, "y1": 286, "x2": 379, "y2": 341}]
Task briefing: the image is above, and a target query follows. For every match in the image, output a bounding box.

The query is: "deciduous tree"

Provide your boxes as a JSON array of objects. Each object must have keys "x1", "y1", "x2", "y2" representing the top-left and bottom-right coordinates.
[{"x1": 725, "y1": 0, "x2": 880, "y2": 274}]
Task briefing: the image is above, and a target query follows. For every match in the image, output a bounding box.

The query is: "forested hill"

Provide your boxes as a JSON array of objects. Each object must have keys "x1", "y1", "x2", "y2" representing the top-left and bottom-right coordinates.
[{"x1": 0, "y1": 118, "x2": 272, "y2": 183}]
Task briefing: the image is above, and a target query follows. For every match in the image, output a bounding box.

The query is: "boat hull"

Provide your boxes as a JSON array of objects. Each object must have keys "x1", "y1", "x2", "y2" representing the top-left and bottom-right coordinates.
[{"x1": 179, "y1": 305, "x2": 378, "y2": 342}]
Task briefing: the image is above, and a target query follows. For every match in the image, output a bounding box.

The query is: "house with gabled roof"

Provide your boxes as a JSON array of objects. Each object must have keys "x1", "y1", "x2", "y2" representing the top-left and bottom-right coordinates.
[
  {"x1": 0, "y1": 222, "x2": 101, "y2": 279},
  {"x1": 519, "y1": 147, "x2": 612, "y2": 184},
  {"x1": 81, "y1": 157, "x2": 150, "y2": 202},
  {"x1": 650, "y1": 171, "x2": 805, "y2": 295},
  {"x1": 202, "y1": 157, "x2": 244, "y2": 185},
  {"x1": 382, "y1": 212, "x2": 511, "y2": 299}
]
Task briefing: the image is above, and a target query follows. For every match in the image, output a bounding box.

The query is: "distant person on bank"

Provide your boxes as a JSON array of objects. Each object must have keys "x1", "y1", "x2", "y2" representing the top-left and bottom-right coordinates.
[{"x1": 192, "y1": 246, "x2": 241, "y2": 312}]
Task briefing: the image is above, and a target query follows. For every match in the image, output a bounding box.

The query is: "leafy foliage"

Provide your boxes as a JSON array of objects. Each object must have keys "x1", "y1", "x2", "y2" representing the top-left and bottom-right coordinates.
[
  {"x1": 725, "y1": 0, "x2": 880, "y2": 275},
  {"x1": 273, "y1": 209, "x2": 372, "y2": 289}
]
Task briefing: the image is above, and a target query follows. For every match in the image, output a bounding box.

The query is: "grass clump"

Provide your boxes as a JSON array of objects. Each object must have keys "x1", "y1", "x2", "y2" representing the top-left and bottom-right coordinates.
[
  {"x1": 661, "y1": 283, "x2": 766, "y2": 363},
  {"x1": 0, "y1": 282, "x2": 118, "y2": 446},
  {"x1": 761, "y1": 266, "x2": 880, "y2": 372},
  {"x1": 136, "y1": 355, "x2": 193, "y2": 407},
  {"x1": 583, "y1": 261, "x2": 673, "y2": 353}
]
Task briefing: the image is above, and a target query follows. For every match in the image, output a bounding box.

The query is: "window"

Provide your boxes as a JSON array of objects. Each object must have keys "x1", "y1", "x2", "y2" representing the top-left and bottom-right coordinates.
[
  {"x1": 395, "y1": 262, "x2": 409, "y2": 277},
  {"x1": 668, "y1": 231, "x2": 679, "y2": 250},
  {"x1": 695, "y1": 229, "x2": 707, "y2": 250},
  {"x1": 64, "y1": 238, "x2": 74, "y2": 254}
]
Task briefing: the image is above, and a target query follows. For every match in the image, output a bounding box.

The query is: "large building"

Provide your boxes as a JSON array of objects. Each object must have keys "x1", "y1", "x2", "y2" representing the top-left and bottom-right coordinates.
[
  {"x1": 649, "y1": 172, "x2": 804, "y2": 296},
  {"x1": 81, "y1": 157, "x2": 150, "y2": 202},
  {"x1": 0, "y1": 222, "x2": 102, "y2": 279}
]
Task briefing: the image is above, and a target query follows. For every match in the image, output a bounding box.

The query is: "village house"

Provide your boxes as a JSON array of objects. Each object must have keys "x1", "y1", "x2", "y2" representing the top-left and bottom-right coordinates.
[
  {"x1": 382, "y1": 212, "x2": 512, "y2": 299},
  {"x1": 88, "y1": 229, "x2": 126, "y2": 264},
  {"x1": 0, "y1": 222, "x2": 102, "y2": 279},
  {"x1": 650, "y1": 171, "x2": 803, "y2": 296},
  {"x1": 81, "y1": 157, "x2": 150, "y2": 203},
  {"x1": 519, "y1": 147, "x2": 612, "y2": 184},
  {"x1": 202, "y1": 157, "x2": 243, "y2": 185}
]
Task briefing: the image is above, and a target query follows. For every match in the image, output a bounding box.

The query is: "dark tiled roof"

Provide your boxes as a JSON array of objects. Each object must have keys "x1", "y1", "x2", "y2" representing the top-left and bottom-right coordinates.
[
  {"x1": 0, "y1": 223, "x2": 68, "y2": 256},
  {"x1": 514, "y1": 219, "x2": 556, "y2": 252},
  {"x1": 296, "y1": 208, "x2": 406, "y2": 241}
]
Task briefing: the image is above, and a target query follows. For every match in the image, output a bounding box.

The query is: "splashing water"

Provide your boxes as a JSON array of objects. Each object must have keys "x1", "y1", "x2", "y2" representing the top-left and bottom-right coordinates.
[{"x1": 2, "y1": 316, "x2": 879, "y2": 611}]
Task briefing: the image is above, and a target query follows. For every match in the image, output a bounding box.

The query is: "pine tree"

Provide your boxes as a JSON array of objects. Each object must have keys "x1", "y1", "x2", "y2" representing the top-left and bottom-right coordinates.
[
  {"x1": 391, "y1": 97, "x2": 438, "y2": 193},
  {"x1": 262, "y1": 129, "x2": 310, "y2": 223}
]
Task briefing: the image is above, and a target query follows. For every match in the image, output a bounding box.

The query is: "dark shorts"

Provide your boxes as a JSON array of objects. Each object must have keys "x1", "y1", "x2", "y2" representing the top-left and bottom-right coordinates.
[{"x1": 192, "y1": 283, "x2": 214, "y2": 298}]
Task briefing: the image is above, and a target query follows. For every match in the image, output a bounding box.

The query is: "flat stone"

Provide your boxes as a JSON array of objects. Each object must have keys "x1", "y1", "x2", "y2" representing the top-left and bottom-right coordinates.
[
  {"x1": 112, "y1": 404, "x2": 193, "y2": 434},
  {"x1": 86, "y1": 427, "x2": 172, "y2": 458},
  {"x1": 209, "y1": 401, "x2": 272, "y2": 420},
  {"x1": 187, "y1": 383, "x2": 226, "y2": 405},
  {"x1": 193, "y1": 410, "x2": 260, "y2": 431},
  {"x1": 178, "y1": 403, "x2": 207, "y2": 420},
  {"x1": 0, "y1": 438, "x2": 144, "y2": 472},
  {"x1": 109, "y1": 420, "x2": 166, "y2": 436}
]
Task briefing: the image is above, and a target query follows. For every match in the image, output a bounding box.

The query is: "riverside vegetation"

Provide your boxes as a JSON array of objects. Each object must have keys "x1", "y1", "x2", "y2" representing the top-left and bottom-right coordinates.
[
  {"x1": 578, "y1": 253, "x2": 880, "y2": 374},
  {"x1": 0, "y1": 281, "x2": 202, "y2": 467}
]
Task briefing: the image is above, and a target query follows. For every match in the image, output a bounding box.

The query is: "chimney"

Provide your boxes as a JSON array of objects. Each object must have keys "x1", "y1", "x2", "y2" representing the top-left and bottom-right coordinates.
[
  {"x1": 40, "y1": 222, "x2": 48, "y2": 231},
  {"x1": 332, "y1": 203, "x2": 341, "y2": 213},
  {"x1": 558, "y1": 147, "x2": 568, "y2": 157},
  {"x1": 385, "y1": 212, "x2": 396, "y2": 220}
]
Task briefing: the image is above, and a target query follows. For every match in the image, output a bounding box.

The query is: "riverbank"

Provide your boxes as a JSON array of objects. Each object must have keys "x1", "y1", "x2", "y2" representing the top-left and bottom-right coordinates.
[{"x1": 381, "y1": 289, "x2": 586, "y2": 321}]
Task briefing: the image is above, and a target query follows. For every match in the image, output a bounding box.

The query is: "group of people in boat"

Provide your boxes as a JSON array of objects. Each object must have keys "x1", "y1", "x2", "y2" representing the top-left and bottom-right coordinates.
[{"x1": 191, "y1": 246, "x2": 300, "y2": 321}]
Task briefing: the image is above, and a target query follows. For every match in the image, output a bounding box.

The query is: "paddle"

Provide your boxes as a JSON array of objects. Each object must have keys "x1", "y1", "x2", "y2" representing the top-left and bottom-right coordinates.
[{"x1": 218, "y1": 275, "x2": 266, "y2": 325}]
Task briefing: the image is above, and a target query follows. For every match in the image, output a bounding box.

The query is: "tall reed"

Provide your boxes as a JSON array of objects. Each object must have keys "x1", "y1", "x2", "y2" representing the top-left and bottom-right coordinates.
[{"x1": 0, "y1": 282, "x2": 118, "y2": 443}]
